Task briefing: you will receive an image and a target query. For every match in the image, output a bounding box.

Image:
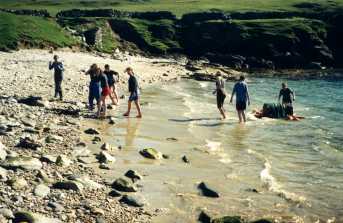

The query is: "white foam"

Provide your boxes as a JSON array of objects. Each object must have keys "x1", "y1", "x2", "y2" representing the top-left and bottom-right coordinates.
[{"x1": 260, "y1": 160, "x2": 307, "y2": 204}]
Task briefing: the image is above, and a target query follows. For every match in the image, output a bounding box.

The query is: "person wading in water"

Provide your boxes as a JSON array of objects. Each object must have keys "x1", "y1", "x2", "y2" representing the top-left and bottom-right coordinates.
[
  {"x1": 213, "y1": 71, "x2": 227, "y2": 119},
  {"x1": 49, "y1": 55, "x2": 64, "y2": 101},
  {"x1": 230, "y1": 75, "x2": 250, "y2": 123},
  {"x1": 123, "y1": 67, "x2": 142, "y2": 118},
  {"x1": 104, "y1": 64, "x2": 119, "y2": 106}
]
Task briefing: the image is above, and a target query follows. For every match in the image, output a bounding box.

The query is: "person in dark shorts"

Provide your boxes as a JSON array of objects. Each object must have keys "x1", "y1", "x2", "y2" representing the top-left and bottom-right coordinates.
[
  {"x1": 85, "y1": 64, "x2": 101, "y2": 112},
  {"x1": 278, "y1": 82, "x2": 295, "y2": 116},
  {"x1": 99, "y1": 70, "x2": 111, "y2": 118},
  {"x1": 49, "y1": 55, "x2": 64, "y2": 100},
  {"x1": 213, "y1": 72, "x2": 227, "y2": 119},
  {"x1": 229, "y1": 75, "x2": 250, "y2": 123},
  {"x1": 104, "y1": 64, "x2": 119, "y2": 105},
  {"x1": 123, "y1": 67, "x2": 142, "y2": 118}
]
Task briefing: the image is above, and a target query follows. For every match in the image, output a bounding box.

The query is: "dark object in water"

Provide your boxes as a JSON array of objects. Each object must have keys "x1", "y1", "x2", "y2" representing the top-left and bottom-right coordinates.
[
  {"x1": 262, "y1": 103, "x2": 286, "y2": 119},
  {"x1": 182, "y1": 155, "x2": 190, "y2": 163},
  {"x1": 198, "y1": 182, "x2": 219, "y2": 198}
]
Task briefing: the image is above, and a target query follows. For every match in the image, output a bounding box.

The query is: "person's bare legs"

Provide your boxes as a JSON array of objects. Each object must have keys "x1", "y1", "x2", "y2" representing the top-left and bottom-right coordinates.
[
  {"x1": 113, "y1": 86, "x2": 119, "y2": 104},
  {"x1": 109, "y1": 90, "x2": 117, "y2": 105},
  {"x1": 237, "y1": 110, "x2": 243, "y2": 123},
  {"x1": 219, "y1": 107, "x2": 226, "y2": 119},
  {"x1": 242, "y1": 110, "x2": 247, "y2": 122},
  {"x1": 96, "y1": 100, "x2": 101, "y2": 118},
  {"x1": 123, "y1": 101, "x2": 132, "y2": 116},
  {"x1": 100, "y1": 96, "x2": 107, "y2": 118},
  {"x1": 134, "y1": 99, "x2": 142, "y2": 118}
]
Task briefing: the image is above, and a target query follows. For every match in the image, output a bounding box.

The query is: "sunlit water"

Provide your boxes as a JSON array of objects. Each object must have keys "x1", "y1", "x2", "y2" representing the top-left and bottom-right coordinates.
[{"x1": 84, "y1": 78, "x2": 343, "y2": 223}]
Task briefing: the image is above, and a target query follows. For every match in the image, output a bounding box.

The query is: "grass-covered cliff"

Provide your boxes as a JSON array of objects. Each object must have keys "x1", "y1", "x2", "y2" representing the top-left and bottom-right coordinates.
[{"x1": 1, "y1": 0, "x2": 343, "y2": 69}]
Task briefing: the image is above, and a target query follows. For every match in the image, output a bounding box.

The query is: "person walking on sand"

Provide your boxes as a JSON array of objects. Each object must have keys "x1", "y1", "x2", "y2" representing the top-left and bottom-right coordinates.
[
  {"x1": 85, "y1": 64, "x2": 101, "y2": 112},
  {"x1": 104, "y1": 64, "x2": 119, "y2": 105},
  {"x1": 230, "y1": 75, "x2": 250, "y2": 123},
  {"x1": 278, "y1": 82, "x2": 295, "y2": 117},
  {"x1": 213, "y1": 71, "x2": 227, "y2": 119},
  {"x1": 98, "y1": 70, "x2": 111, "y2": 118},
  {"x1": 49, "y1": 55, "x2": 64, "y2": 101},
  {"x1": 123, "y1": 67, "x2": 142, "y2": 118}
]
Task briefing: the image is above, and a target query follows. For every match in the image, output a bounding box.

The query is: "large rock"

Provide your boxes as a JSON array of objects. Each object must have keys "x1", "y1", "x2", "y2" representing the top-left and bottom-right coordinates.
[
  {"x1": 34, "y1": 184, "x2": 50, "y2": 197},
  {"x1": 1, "y1": 156, "x2": 42, "y2": 170},
  {"x1": 119, "y1": 194, "x2": 146, "y2": 207},
  {"x1": 97, "y1": 151, "x2": 116, "y2": 163},
  {"x1": 0, "y1": 142, "x2": 7, "y2": 161},
  {"x1": 53, "y1": 180, "x2": 84, "y2": 192},
  {"x1": 13, "y1": 211, "x2": 61, "y2": 223},
  {"x1": 111, "y1": 177, "x2": 137, "y2": 192},
  {"x1": 139, "y1": 148, "x2": 162, "y2": 159},
  {"x1": 198, "y1": 182, "x2": 220, "y2": 198}
]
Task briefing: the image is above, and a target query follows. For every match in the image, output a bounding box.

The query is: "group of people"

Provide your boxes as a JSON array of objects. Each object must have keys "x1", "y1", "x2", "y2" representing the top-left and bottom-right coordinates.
[
  {"x1": 214, "y1": 72, "x2": 303, "y2": 122},
  {"x1": 49, "y1": 55, "x2": 142, "y2": 118},
  {"x1": 49, "y1": 54, "x2": 302, "y2": 123}
]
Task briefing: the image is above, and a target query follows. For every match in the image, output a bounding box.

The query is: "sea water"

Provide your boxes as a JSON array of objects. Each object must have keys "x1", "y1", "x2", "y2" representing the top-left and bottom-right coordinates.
[{"x1": 84, "y1": 78, "x2": 343, "y2": 223}]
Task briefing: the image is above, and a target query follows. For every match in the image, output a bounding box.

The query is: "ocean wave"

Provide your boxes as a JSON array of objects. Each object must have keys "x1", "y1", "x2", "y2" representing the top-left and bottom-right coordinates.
[{"x1": 260, "y1": 160, "x2": 308, "y2": 205}]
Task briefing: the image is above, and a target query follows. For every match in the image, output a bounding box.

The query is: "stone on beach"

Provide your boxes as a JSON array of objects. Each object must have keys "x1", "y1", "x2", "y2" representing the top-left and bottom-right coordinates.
[
  {"x1": 13, "y1": 211, "x2": 61, "y2": 223},
  {"x1": 198, "y1": 182, "x2": 220, "y2": 198},
  {"x1": 97, "y1": 151, "x2": 116, "y2": 163},
  {"x1": 53, "y1": 180, "x2": 84, "y2": 192},
  {"x1": 112, "y1": 177, "x2": 137, "y2": 192},
  {"x1": 84, "y1": 128, "x2": 100, "y2": 135},
  {"x1": 119, "y1": 194, "x2": 147, "y2": 207},
  {"x1": 1, "y1": 156, "x2": 42, "y2": 170},
  {"x1": 34, "y1": 184, "x2": 50, "y2": 197},
  {"x1": 125, "y1": 170, "x2": 143, "y2": 182},
  {"x1": 0, "y1": 142, "x2": 7, "y2": 161},
  {"x1": 56, "y1": 155, "x2": 73, "y2": 167},
  {"x1": 139, "y1": 148, "x2": 163, "y2": 159}
]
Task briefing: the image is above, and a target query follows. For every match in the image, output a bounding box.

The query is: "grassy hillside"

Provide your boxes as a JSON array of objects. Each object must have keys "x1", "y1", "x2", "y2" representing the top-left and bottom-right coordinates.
[
  {"x1": 0, "y1": 0, "x2": 343, "y2": 17},
  {"x1": 0, "y1": 12, "x2": 77, "y2": 51}
]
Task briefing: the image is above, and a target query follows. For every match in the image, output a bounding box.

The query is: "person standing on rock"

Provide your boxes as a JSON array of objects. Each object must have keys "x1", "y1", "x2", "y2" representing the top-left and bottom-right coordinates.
[
  {"x1": 123, "y1": 67, "x2": 142, "y2": 118},
  {"x1": 230, "y1": 75, "x2": 250, "y2": 123},
  {"x1": 85, "y1": 64, "x2": 101, "y2": 112},
  {"x1": 213, "y1": 71, "x2": 227, "y2": 119},
  {"x1": 104, "y1": 64, "x2": 119, "y2": 105},
  {"x1": 49, "y1": 55, "x2": 64, "y2": 101}
]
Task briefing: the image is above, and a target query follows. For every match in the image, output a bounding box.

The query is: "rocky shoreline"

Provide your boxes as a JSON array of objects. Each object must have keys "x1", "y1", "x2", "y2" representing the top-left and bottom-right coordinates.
[{"x1": 0, "y1": 49, "x2": 189, "y2": 223}]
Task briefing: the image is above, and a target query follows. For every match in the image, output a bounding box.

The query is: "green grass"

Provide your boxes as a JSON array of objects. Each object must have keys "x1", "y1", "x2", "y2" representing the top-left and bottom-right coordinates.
[
  {"x1": 0, "y1": 11, "x2": 77, "y2": 50},
  {"x1": 0, "y1": 0, "x2": 343, "y2": 17},
  {"x1": 233, "y1": 18, "x2": 327, "y2": 39},
  {"x1": 124, "y1": 18, "x2": 180, "y2": 53}
]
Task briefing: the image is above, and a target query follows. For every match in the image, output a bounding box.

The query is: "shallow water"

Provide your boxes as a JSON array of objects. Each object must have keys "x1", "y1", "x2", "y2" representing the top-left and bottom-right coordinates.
[{"x1": 85, "y1": 78, "x2": 343, "y2": 223}]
